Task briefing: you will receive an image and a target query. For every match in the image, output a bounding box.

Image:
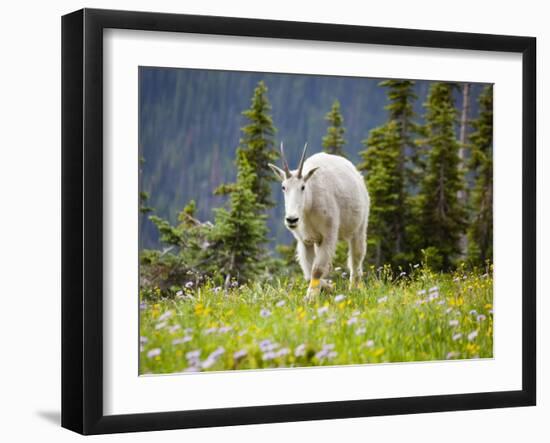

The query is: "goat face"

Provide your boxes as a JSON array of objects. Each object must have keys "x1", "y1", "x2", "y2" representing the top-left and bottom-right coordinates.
[{"x1": 268, "y1": 143, "x2": 319, "y2": 231}]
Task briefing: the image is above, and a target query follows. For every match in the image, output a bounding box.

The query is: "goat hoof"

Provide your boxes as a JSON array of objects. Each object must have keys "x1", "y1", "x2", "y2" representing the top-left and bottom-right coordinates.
[{"x1": 304, "y1": 285, "x2": 320, "y2": 303}]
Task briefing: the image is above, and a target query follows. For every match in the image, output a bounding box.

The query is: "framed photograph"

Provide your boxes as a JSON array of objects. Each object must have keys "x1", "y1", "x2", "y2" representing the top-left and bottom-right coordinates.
[{"x1": 62, "y1": 8, "x2": 536, "y2": 435}]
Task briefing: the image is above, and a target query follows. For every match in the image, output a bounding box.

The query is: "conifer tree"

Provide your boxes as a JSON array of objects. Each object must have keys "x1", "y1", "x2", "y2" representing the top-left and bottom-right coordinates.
[
  {"x1": 359, "y1": 121, "x2": 404, "y2": 266},
  {"x1": 358, "y1": 80, "x2": 420, "y2": 267},
  {"x1": 217, "y1": 81, "x2": 278, "y2": 209},
  {"x1": 206, "y1": 157, "x2": 269, "y2": 283},
  {"x1": 467, "y1": 85, "x2": 493, "y2": 265},
  {"x1": 415, "y1": 82, "x2": 466, "y2": 269},
  {"x1": 322, "y1": 100, "x2": 346, "y2": 157},
  {"x1": 379, "y1": 80, "x2": 423, "y2": 184}
]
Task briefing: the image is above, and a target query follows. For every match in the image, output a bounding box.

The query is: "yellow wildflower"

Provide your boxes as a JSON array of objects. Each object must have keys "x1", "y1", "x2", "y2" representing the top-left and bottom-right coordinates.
[{"x1": 373, "y1": 348, "x2": 385, "y2": 357}]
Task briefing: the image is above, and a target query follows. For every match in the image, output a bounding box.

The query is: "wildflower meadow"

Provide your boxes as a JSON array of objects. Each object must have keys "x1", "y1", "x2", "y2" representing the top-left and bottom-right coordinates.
[{"x1": 139, "y1": 265, "x2": 493, "y2": 374}]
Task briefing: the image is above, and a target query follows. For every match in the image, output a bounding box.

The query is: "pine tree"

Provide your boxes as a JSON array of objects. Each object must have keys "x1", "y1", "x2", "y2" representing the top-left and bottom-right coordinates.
[
  {"x1": 359, "y1": 121, "x2": 404, "y2": 266},
  {"x1": 206, "y1": 157, "x2": 269, "y2": 283},
  {"x1": 467, "y1": 85, "x2": 493, "y2": 265},
  {"x1": 322, "y1": 100, "x2": 346, "y2": 157},
  {"x1": 358, "y1": 80, "x2": 420, "y2": 267},
  {"x1": 143, "y1": 200, "x2": 213, "y2": 290},
  {"x1": 415, "y1": 83, "x2": 466, "y2": 269},
  {"x1": 217, "y1": 80, "x2": 278, "y2": 209},
  {"x1": 379, "y1": 80, "x2": 423, "y2": 184}
]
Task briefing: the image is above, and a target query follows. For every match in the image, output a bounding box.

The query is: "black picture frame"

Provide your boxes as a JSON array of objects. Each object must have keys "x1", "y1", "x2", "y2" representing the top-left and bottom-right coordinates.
[{"x1": 61, "y1": 8, "x2": 536, "y2": 435}]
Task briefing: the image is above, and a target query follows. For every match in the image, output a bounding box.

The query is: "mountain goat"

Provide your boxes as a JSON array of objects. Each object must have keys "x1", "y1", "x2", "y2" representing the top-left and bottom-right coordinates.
[{"x1": 269, "y1": 143, "x2": 370, "y2": 301}]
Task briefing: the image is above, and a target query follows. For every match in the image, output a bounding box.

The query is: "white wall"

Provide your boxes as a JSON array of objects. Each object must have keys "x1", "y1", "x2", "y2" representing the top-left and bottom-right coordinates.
[{"x1": 0, "y1": 0, "x2": 546, "y2": 441}]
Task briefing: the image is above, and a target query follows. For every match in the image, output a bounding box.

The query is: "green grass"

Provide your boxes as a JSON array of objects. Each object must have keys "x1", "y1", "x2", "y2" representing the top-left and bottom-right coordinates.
[{"x1": 139, "y1": 266, "x2": 493, "y2": 374}]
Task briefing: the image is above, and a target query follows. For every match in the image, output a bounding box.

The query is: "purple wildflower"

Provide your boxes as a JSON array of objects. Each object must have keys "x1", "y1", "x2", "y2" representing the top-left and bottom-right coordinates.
[
  {"x1": 233, "y1": 349, "x2": 248, "y2": 360},
  {"x1": 147, "y1": 348, "x2": 161, "y2": 359},
  {"x1": 158, "y1": 311, "x2": 172, "y2": 322},
  {"x1": 276, "y1": 348, "x2": 290, "y2": 357},
  {"x1": 201, "y1": 357, "x2": 217, "y2": 369},
  {"x1": 259, "y1": 339, "x2": 278, "y2": 352},
  {"x1": 262, "y1": 351, "x2": 277, "y2": 361},
  {"x1": 294, "y1": 344, "x2": 306, "y2": 357},
  {"x1": 209, "y1": 347, "x2": 225, "y2": 360},
  {"x1": 169, "y1": 325, "x2": 181, "y2": 333},
  {"x1": 186, "y1": 350, "x2": 201, "y2": 360},
  {"x1": 172, "y1": 336, "x2": 192, "y2": 345}
]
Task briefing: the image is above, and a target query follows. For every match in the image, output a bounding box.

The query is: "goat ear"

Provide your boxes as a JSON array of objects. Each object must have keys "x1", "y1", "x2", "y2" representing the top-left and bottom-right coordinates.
[
  {"x1": 268, "y1": 163, "x2": 286, "y2": 181},
  {"x1": 303, "y1": 166, "x2": 320, "y2": 182}
]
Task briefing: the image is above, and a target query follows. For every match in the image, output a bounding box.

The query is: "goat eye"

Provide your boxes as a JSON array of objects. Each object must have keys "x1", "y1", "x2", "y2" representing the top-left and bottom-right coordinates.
[
  {"x1": 301, "y1": 185, "x2": 305, "y2": 191},
  {"x1": 282, "y1": 186, "x2": 286, "y2": 192}
]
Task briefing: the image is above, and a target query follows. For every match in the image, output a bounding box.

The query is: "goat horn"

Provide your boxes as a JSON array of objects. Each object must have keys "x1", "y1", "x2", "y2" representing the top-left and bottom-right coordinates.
[
  {"x1": 297, "y1": 142, "x2": 308, "y2": 178},
  {"x1": 280, "y1": 142, "x2": 291, "y2": 178}
]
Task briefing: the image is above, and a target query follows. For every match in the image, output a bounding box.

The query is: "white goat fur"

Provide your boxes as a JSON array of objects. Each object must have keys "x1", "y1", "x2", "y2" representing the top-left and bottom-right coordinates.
[{"x1": 270, "y1": 149, "x2": 370, "y2": 299}]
